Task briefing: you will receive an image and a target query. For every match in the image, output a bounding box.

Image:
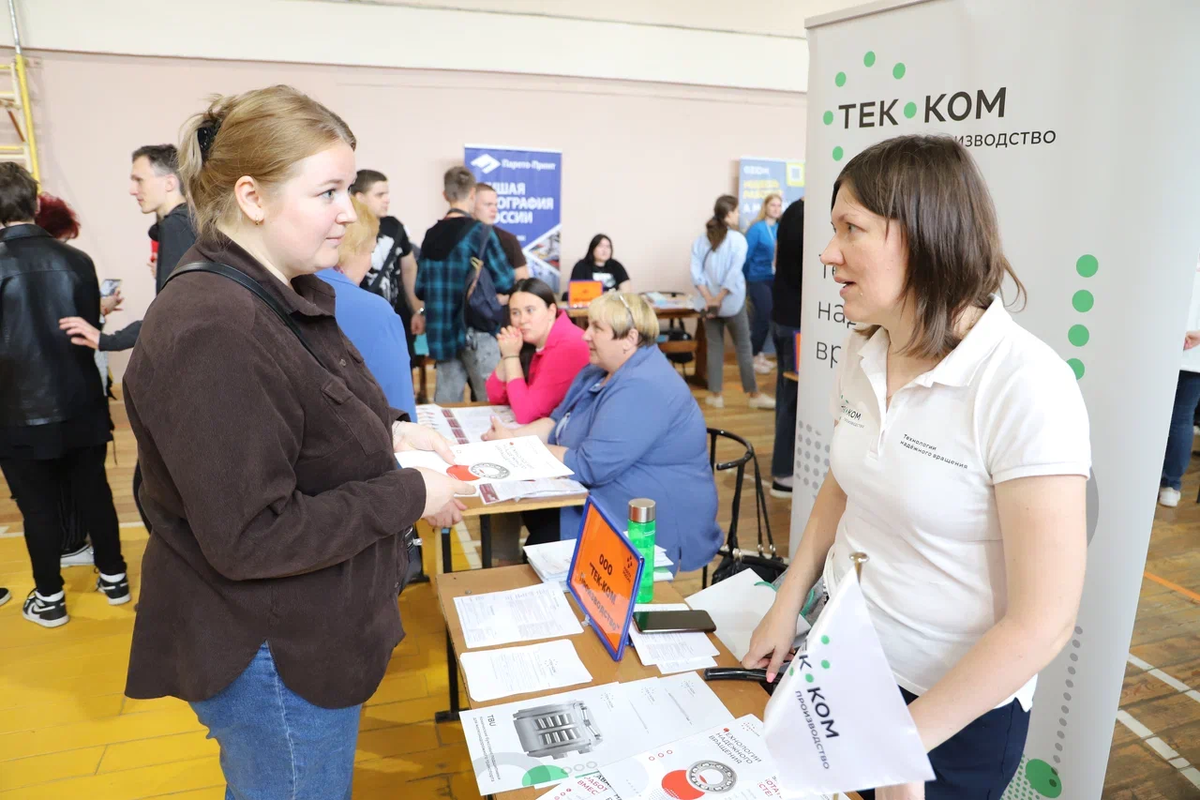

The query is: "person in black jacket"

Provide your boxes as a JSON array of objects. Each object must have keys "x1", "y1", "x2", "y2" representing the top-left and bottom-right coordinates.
[
  {"x1": 59, "y1": 145, "x2": 196, "y2": 352},
  {"x1": 769, "y1": 197, "x2": 803, "y2": 498},
  {"x1": 0, "y1": 163, "x2": 130, "y2": 628}
]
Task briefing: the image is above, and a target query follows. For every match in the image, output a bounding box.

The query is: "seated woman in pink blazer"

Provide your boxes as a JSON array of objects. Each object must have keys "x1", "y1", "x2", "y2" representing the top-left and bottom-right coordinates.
[{"x1": 487, "y1": 278, "x2": 590, "y2": 423}]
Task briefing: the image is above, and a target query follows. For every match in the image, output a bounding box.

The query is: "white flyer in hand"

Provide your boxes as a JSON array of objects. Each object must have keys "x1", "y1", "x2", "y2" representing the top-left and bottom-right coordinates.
[
  {"x1": 397, "y1": 436, "x2": 573, "y2": 483},
  {"x1": 454, "y1": 583, "x2": 583, "y2": 650},
  {"x1": 461, "y1": 639, "x2": 593, "y2": 702}
]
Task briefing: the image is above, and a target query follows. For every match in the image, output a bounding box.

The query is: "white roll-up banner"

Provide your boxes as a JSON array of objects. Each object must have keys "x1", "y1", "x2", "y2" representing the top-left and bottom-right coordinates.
[{"x1": 792, "y1": 1, "x2": 1200, "y2": 797}]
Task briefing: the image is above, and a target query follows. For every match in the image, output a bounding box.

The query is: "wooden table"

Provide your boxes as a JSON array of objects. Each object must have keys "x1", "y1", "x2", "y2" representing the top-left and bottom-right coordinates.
[
  {"x1": 436, "y1": 566, "x2": 860, "y2": 800},
  {"x1": 568, "y1": 303, "x2": 708, "y2": 387}
]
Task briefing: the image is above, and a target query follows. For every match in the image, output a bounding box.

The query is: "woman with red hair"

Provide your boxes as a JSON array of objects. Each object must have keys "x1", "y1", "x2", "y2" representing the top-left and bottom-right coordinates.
[{"x1": 35, "y1": 194, "x2": 81, "y2": 241}]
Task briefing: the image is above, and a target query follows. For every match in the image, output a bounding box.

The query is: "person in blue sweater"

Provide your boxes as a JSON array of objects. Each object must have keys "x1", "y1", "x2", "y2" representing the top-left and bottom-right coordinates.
[
  {"x1": 743, "y1": 193, "x2": 783, "y2": 375},
  {"x1": 316, "y1": 198, "x2": 417, "y2": 419},
  {"x1": 483, "y1": 292, "x2": 722, "y2": 570}
]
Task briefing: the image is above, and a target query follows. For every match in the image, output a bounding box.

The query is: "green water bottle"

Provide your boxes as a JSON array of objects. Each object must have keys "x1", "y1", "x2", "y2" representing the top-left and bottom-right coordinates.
[{"x1": 628, "y1": 498, "x2": 657, "y2": 603}]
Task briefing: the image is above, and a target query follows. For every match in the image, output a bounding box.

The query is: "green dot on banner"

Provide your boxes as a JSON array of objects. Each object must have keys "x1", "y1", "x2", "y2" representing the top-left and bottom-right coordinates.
[
  {"x1": 864, "y1": 51, "x2": 876, "y2": 67},
  {"x1": 823, "y1": 110, "x2": 834, "y2": 125},
  {"x1": 821, "y1": 635, "x2": 830, "y2": 645},
  {"x1": 893, "y1": 62, "x2": 906, "y2": 79},
  {"x1": 1025, "y1": 759, "x2": 1064, "y2": 798},
  {"x1": 821, "y1": 660, "x2": 830, "y2": 669},
  {"x1": 1067, "y1": 358, "x2": 1085, "y2": 380},
  {"x1": 904, "y1": 101, "x2": 918, "y2": 119},
  {"x1": 1072, "y1": 290, "x2": 1094, "y2": 312},
  {"x1": 832, "y1": 146, "x2": 844, "y2": 161},
  {"x1": 1076, "y1": 254, "x2": 1099, "y2": 277},
  {"x1": 1068, "y1": 324, "x2": 1090, "y2": 347},
  {"x1": 835, "y1": 71, "x2": 847, "y2": 87},
  {"x1": 805, "y1": 673, "x2": 815, "y2": 683}
]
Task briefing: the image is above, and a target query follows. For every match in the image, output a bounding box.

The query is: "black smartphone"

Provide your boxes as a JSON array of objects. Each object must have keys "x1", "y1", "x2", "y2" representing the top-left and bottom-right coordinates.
[{"x1": 632, "y1": 609, "x2": 716, "y2": 634}]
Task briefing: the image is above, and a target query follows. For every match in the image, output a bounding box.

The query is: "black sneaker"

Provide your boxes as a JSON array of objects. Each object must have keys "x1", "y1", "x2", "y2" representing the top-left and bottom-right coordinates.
[
  {"x1": 96, "y1": 573, "x2": 131, "y2": 606},
  {"x1": 23, "y1": 590, "x2": 69, "y2": 628},
  {"x1": 769, "y1": 480, "x2": 793, "y2": 499},
  {"x1": 0, "y1": 587, "x2": 10, "y2": 607}
]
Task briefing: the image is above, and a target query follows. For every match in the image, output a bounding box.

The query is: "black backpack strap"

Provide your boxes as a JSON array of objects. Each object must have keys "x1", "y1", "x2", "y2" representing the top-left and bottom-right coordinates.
[{"x1": 164, "y1": 261, "x2": 330, "y2": 372}]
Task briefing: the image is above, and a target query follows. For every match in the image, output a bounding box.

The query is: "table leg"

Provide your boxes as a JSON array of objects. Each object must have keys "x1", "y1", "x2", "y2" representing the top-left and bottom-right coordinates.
[
  {"x1": 480, "y1": 514, "x2": 492, "y2": 569},
  {"x1": 436, "y1": 526, "x2": 461, "y2": 722}
]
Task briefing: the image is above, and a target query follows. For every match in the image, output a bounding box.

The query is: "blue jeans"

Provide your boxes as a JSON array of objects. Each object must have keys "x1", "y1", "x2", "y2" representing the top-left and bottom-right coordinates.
[
  {"x1": 1160, "y1": 370, "x2": 1200, "y2": 490},
  {"x1": 771, "y1": 323, "x2": 799, "y2": 478},
  {"x1": 746, "y1": 279, "x2": 774, "y2": 356},
  {"x1": 858, "y1": 687, "x2": 1030, "y2": 799},
  {"x1": 190, "y1": 643, "x2": 362, "y2": 800}
]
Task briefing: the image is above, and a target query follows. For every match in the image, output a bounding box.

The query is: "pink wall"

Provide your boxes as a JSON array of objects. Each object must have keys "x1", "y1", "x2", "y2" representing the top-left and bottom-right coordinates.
[{"x1": 24, "y1": 50, "x2": 806, "y2": 380}]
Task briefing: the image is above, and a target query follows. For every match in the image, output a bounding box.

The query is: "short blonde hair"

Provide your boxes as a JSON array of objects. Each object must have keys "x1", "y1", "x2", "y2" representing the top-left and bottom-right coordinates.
[
  {"x1": 179, "y1": 85, "x2": 356, "y2": 242},
  {"x1": 338, "y1": 197, "x2": 379, "y2": 263},
  {"x1": 587, "y1": 292, "x2": 659, "y2": 347}
]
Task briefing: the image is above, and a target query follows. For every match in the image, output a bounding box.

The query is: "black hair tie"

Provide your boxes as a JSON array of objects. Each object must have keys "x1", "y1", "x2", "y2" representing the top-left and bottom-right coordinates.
[{"x1": 196, "y1": 121, "x2": 221, "y2": 162}]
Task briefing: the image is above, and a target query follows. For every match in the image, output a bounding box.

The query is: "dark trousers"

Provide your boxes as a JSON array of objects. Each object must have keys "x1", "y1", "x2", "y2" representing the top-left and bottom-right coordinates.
[
  {"x1": 1, "y1": 444, "x2": 126, "y2": 596},
  {"x1": 746, "y1": 279, "x2": 774, "y2": 356},
  {"x1": 521, "y1": 508, "x2": 562, "y2": 551},
  {"x1": 1160, "y1": 370, "x2": 1200, "y2": 491},
  {"x1": 858, "y1": 687, "x2": 1030, "y2": 800},
  {"x1": 771, "y1": 323, "x2": 800, "y2": 478}
]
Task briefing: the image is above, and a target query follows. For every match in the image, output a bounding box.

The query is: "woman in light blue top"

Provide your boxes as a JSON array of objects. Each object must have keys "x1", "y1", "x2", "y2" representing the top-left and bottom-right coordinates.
[
  {"x1": 483, "y1": 292, "x2": 721, "y2": 571},
  {"x1": 743, "y1": 193, "x2": 782, "y2": 374},
  {"x1": 691, "y1": 195, "x2": 774, "y2": 411}
]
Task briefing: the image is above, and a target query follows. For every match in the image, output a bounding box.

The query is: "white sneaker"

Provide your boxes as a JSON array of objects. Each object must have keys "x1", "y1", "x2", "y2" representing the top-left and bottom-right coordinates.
[
  {"x1": 1158, "y1": 487, "x2": 1181, "y2": 508},
  {"x1": 748, "y1": 394, "x2": 776, "y2": 410},
  {"x1": 753, "y1": 355, "x2": 774, "y2": 375},
  {"x1": 705, "y1": 395, "x2": 725, "y2": 409},
  {"x1": 61, "y1": 543, "x2": 94, "y2": 568}
]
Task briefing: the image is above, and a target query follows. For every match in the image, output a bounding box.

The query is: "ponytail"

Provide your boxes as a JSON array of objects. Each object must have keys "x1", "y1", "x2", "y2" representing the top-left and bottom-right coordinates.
[{"x1": 706, "y1": 194, "x2": 738, "y2": 249}]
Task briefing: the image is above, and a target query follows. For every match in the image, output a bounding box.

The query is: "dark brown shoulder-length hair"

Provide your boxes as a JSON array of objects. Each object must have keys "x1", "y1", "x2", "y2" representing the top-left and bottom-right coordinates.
[{"x1": 832, "y1": 134, "x2": 1025, "y2": 359}]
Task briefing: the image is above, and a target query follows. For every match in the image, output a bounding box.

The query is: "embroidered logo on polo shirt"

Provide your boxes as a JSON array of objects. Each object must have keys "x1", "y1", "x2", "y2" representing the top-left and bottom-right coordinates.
[
  {"x1": 838, "y1": 397, "x2": 866, "y2": 429},
  {"x1": 900, "y1": 434, "x2": 969, "y2": 470}
]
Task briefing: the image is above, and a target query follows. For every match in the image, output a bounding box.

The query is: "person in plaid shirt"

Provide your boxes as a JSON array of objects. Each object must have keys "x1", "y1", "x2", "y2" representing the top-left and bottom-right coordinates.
[{"x1": 416, "y1": 167, "x2": 517, "y2": 402}]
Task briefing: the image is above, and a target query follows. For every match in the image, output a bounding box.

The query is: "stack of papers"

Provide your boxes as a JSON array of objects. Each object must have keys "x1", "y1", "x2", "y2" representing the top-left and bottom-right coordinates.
[
  {"x1": 526, "y1": 540, "x2": 675, "y2": 591},
  {"x1": 629, "y1": 603, "x2": 718, "y2": 674},
  {"x1": 415, "y1": 403, "x2": 516, "y2": 445},
  {"x1": 480, "y1": 477, "x2": 587, "y2": 505},
  {"x1": 397, "y1": 436, "x2": 573, "y2": 484},
  {"x1": 453, "y1": 583, "x2": 583, "y2": 649}
]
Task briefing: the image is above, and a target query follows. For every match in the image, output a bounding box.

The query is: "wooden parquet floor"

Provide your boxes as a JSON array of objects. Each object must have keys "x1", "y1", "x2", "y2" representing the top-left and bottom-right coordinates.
[{"x1": 0, "y1": 363, "x2": 1196, "y2": 798}]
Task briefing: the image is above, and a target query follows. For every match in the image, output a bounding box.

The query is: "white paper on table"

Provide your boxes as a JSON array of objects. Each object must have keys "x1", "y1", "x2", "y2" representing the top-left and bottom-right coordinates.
[
  {"x1": 655, "y1": 656, "x2": 717, "y2": 674},
  {"x1": 460, "y1": 639, "x2": 593, "y2": 702},
  {"x1": 397, "y1": 436, "x2": 573, "y2": 483},
  {"x1": 482, "y1": 477, "x2": 588, "y2": 505},
  {"x1": 599, "y1": 715, "x2": 834, "y2": 800},
  {"x1": 629, "y1": 603, "x2": 719, "y2": 667},
  {"x1": 459, "y1": 673, "x2": 734, "y2": 795},
  {"x1": 454, "y1": 583, "x2": 583, "y2": 650},
  {"x1": 686, "y1": 569, "x2": 809, "y2": 661},
  {"x1": 415, "y1": 403, "x2": 516, "y2": 445},
  {"x1": 535, "y1": 776, "x2": 619, "y2": 800}
]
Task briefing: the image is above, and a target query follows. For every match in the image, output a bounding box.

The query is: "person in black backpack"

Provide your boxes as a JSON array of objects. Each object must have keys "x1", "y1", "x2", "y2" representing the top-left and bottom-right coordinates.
[
  {"x1": 416, "y1": 166, "x2": 516, "y2": 402},
  {"x1": 350, "y1": 169, "x2": 422, "y2": 359}
]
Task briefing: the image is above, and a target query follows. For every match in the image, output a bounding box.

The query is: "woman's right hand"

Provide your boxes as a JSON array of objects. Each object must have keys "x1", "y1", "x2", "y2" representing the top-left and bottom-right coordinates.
[
  {"x1": 415, "y1": 467, "x2": 473, "y2": 527},
  {"x1": 742, "y1": 596, "x2": 803, "y2": 683}
]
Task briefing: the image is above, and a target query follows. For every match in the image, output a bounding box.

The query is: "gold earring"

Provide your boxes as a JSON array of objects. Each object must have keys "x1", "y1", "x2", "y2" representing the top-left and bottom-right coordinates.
[{"x1": 254, "y1": 216, "x2": 263, "y2": 226}]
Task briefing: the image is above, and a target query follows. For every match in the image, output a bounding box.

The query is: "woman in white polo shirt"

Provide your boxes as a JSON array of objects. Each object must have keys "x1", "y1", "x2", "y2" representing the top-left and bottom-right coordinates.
[{"x1": 745, "y1": 135, "x2": 1091, "y2": 800}]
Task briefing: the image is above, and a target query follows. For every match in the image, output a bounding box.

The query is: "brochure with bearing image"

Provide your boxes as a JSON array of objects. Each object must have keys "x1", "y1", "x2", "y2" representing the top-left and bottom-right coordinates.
[
  {"x1": 599, "y1": 716, "x2": 833, "y2": 800},
  {"x1": 460, "y1": 673, "x2": 734, "y2": 795},
  {"x1": 396, "y1": 436, "x2": 573, "y2": 483}
]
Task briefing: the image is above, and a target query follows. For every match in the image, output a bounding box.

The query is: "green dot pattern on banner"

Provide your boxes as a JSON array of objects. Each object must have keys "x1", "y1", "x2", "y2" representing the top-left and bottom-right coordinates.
[
  {"x1": 821, "y1": 635, "x2": 830, "y2": 645},
  {"x1": 893, "y1": 62, "x2": 906, "y2": 79},
  {"x1": 1076, "y1": 254, "x2": 1099, "y2": 278},
  {"x1": 835, "y1": 71, "x2": 847, "y2": 87},
  {"x1": 805, "y1": 673, "x2": 814, "y2": 683},
  {"x1": 1072, "y1": 290, "x2": 1094, "y2": 312},
  {"x1": 1067, "y1": 358, "x2": 1085, "y2": 380},
  {"x1": 904, "y1": 101, "x2": 917, "y2": 119},
  {"x1": 823, "y1": 110, "x2": 834, "y2": 125},
  {"x1": 1025, "y1": 759, "x2": 1064, "y2": 798},
  {"x1": 864, "y1": 51, "x2": 876, "y2": 67},
  {"x1": 821, "y1": 660, "x2": 830, "y2": 669},
  {"x1": 1068, "y1": 324, "x2": 1090, "y2": 347},
  {"x1": 833, "y1": 146, "x2": 844, "y2": 161}
]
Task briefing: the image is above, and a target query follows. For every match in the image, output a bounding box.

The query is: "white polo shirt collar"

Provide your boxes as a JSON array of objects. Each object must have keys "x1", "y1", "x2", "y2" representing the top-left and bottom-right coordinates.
[{"x1": 853, "y1": 296, "x2": 1010, "y2": 390}]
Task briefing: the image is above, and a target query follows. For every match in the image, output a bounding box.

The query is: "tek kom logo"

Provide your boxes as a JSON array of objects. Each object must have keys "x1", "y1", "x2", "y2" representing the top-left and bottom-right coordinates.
[{"x1": 471, "y1": 153, "x2": 501, "y2": 174}]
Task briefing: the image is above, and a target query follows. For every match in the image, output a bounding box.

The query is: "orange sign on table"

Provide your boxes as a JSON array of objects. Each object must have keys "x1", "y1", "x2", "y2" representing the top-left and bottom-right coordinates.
[
  {"x1": 567, "y1": 280, "x2": 604, "y2": 309},
  {"x1": 567, "y1": 498, "x2": 644, "y2": 661}
]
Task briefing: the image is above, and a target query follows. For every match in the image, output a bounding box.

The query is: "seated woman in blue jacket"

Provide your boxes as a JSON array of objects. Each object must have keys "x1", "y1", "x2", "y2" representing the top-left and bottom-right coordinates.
[{"x1": 483, "y1": 292, "x2": 722, "y2": 571}]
